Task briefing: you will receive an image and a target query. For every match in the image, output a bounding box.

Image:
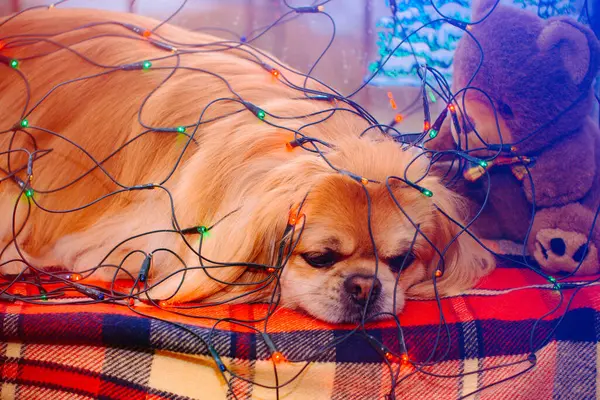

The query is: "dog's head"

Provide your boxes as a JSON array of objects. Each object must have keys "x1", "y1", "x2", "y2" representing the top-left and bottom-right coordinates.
[
  {"x1": 275, "y1": 138, "x2": 493, "y2": 323},
  {"x1": 200, "y1": 134, "x2": 494, "y2": 323},
  {"x1": 173, "y1": 102, "x2": 494, "y2": 322}
]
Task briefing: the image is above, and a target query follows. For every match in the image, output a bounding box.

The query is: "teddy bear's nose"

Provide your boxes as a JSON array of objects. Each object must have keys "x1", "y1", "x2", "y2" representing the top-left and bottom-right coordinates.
[{"x1": 549, "y1": 238, "x2": 566, "y2": 256}]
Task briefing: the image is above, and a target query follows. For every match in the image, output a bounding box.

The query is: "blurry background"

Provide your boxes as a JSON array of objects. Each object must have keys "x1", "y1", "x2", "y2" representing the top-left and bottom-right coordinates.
[
  {"x1": 0, "y1": 0, "x2": 591, "y2": 131},
  {"x1": 0, "y1": 0, "x2": 444, "y2": 131}
]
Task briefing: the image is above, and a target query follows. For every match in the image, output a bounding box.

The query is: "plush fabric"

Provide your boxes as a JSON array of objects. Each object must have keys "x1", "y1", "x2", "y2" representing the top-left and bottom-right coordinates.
[
  {"x1": 430, "y1": 0, "x2": 600, "y2": 276},
  {"x1": 0, "y1": 255, "x2": 598, "y2": 399}
]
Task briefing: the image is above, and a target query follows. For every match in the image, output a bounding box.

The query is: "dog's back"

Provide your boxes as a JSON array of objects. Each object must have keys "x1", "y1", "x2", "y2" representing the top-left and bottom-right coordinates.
[{"x1": 0, "y1": 8, "x2": 327, "y2": 267}]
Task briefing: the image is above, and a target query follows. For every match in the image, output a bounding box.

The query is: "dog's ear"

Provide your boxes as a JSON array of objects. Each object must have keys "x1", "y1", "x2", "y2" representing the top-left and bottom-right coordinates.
[
  {"x1": 149, "y1": 192, "x2": 296, "y2": 304},
  {"x1": 407, "y1": 180, "x2": 494, "y2": 298},
  {"x1": 148, "y1": 175, "x2": 305, "y2": 304}
]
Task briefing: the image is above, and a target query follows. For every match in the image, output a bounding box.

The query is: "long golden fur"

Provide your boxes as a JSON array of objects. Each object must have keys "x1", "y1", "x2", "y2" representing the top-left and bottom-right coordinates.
[{"x1": 0, "y1": 8, "x2": 493, "y2": 323}]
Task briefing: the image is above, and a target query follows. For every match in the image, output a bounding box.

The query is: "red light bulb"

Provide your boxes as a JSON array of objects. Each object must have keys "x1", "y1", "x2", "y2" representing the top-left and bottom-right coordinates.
[{"x1": 384, "y1": 351, "x2": 401, "y2": 363}]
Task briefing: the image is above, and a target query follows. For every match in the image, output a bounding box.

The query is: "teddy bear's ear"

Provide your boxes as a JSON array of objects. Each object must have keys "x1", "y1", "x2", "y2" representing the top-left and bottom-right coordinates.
[
  {"x1": 538, "y1": 18, "x2": 600, "y2": 86},
  {"x1": 471, "y1": 0, "x2": 498, "y2": 21}
]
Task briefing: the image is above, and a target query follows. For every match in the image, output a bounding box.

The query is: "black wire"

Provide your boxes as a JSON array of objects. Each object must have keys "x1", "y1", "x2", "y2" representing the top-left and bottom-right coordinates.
[{"x1": 0, "y1": 1, "x2": 597, "y2": 399}]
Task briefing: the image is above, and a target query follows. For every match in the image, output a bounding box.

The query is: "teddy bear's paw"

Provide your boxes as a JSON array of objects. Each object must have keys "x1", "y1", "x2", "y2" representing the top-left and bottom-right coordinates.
[{"x1": 533, "y1": 228, "x2": 599, "y2": 275}]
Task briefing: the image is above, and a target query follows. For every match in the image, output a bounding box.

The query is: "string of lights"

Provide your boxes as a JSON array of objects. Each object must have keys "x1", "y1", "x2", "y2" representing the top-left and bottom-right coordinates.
[{"x1": 0, "y1": 1, "x2": 598, "y2": 399}]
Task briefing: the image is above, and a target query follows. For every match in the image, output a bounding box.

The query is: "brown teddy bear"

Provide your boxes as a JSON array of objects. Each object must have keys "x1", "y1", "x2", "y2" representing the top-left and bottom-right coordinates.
[{"x1": 428, "y1": 0, "x2": 600, "y2": 275}]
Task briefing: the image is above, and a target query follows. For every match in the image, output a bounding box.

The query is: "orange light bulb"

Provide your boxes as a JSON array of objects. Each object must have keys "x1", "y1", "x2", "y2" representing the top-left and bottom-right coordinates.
[
  {"x1": 401, "y1": 354, "x2": 409, "y2": 364},
  {"x1": 272, "y1": 351, "x2": 285, "y2": 363},
  {"x1": 387, "y1": 91, "x2": 393, "y2": 99},
  {"x1": 361, "y1": 177, "x2": 368, "y2": 185},
  {"x1": 143, "y1": 30, "x2": 151, "y2": 38},
  {"x1": 286, "y1": 142, "x2": 294, "y2": 152},
  {"x1": 288, "y1": 206, "x2": 304, "y2": 226},
  {"x1": 271, "y1": 69, "x2": 280, "y2": 78},
  {"x1": 69, "y1": 273, "x2": 82, "y2": 282},
  {"x1": 267, "y1": 267, "x2": 275, "y2": 273},
  {"x1": 159, "y1": 300, "x2": 169, "y2": 308},
  {"x1": 448, "y1": 104, "x2": 456, "y2": 112},
  {"x1": 394, "y1": 114, "x2": 404, "y2": 123},
  {"x1": 435, "y1": 270, "x2": 442, "y2": 277}
]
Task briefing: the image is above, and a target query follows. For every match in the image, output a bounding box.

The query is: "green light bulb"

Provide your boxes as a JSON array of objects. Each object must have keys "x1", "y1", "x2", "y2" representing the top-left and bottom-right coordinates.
[
  {"x1": 257, "y1": 110, "x2": 266, "y2": 120},
  {"x1": 41, "y1": 294, "x2": 47, "y2": 301},
  {"x1": 20, "y1": 119, "x2": 29, "y2": 128},
  {"x1": 427, "y1": 87, "x2": 436, "y2": 103},
  {"x1": 198, "y1": 226, "x2": 209, "y2": 237},
  {"x1": 429, "y1": 129, "x2": 438, "y2": 139},
  {"x1": 176, "y1": 126, "x2": 186, "y2": 133},
  {"x1": 479, "y1": 160, "x2": 488, "y2": 168},
  {"x1": 420, "y1": 188, "x2": 433, "y2": 197},
  {"x1": 142, "y1": 60, "x2": 152, "y2": 70},
  {"x1": 10, "y1": 59, "x2": 18, "y2": 68},
  {"x1": 548, "y1": 276, "x2": 556, "y2": 284},
  {"x1": 25, "y1": 188, "x2": 34, "y2": 198}
]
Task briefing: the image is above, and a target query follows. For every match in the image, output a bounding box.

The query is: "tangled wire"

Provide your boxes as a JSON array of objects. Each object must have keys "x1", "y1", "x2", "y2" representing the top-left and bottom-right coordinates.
[{"x1": 0, "y1": 0, "x2": 598, "y2": 399}]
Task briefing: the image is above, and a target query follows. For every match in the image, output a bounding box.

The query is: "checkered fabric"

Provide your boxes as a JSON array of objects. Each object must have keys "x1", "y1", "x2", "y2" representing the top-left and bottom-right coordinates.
[{"x1": 0, "y1": 257, "x2": 599, "y2": 400}]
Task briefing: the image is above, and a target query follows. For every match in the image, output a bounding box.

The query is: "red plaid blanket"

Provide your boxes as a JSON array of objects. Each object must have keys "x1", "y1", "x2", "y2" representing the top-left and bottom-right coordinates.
[{"x1": 0, "y1": 258, "x2": 598, "y2": 399}]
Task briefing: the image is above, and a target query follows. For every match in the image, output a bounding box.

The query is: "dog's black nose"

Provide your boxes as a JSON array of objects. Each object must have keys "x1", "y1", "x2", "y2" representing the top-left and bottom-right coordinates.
[{"x1": 343, "y1": 274, "x2": 381, "y2": 306}]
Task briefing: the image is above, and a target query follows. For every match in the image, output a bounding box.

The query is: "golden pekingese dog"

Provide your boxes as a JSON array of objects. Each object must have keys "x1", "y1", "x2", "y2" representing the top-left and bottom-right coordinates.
[{"x1": 0, "y1": 8, "x2": 493, "y2": 323}]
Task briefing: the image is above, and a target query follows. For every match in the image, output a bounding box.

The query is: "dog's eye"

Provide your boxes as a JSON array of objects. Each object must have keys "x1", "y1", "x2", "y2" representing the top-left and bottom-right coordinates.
[
  {"x1": 388, "y1": 252, "x2": 415, "y2": 273},
  {"x1": 301, "y1": 251, "x2": 338, "y2": 268}
]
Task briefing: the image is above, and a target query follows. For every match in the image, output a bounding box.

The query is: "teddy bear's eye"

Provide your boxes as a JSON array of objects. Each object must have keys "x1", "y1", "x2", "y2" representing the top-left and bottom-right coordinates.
[{"x1": 498, "y1": 102, "x2": 514, "y2": 119}]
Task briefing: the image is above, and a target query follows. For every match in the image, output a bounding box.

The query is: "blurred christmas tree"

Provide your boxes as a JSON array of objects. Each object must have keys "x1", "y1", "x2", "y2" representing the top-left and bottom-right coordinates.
[{"x1": 368, "y1": 0, "x2": 579, "y2": 87}]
